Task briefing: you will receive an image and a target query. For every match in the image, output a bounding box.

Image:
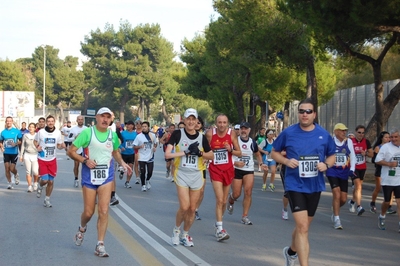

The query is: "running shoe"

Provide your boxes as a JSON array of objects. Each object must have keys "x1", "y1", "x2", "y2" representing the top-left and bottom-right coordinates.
[
  {"x1": 119, "y1": 171, "x2": 124, "y2": 180},
  {"x1": 227, "y1": 194, "x2": 234, "y2": 215},
  {"x1": 146, "y1": 180, "x2": 151, "y2": 190},
  {"x1": 241, "y1": 216, "x2": 253, "y2": 225},
  {"x1": 33, "y1": 182, "x2": 38, "y2": 191},
  {"x1": 282, "y1": 209, "x2": 288, "y2": 220},
  {"x1": 283, "y1": 246, "x2": 298, "y2": 266},
  {"x1": 43, "y1": 198, "x2": 52, "y2": 208},
  {"x1": 258, "y1": 166, "x2": 261, "y2": 172},
  {"x1": 110, "y1": 196, "x2": 119, "y2": 206},
  {"x1": 15, "y1": 173, "x2": 20, "y2": 185},
  {"x1": 36, "y1": 185, "x2": 43, "y2": 198},
  {"x1": 124, "y1": 182, "x2": 132, "y2": 188},
  {"x1": 261, "y1": 184, "x2": 267, "y2": 191},
  {"x1": 94, "y1": 243, "x2": 109, "y2": 257},
  {"x1": 195, "y1": 211, "x2": 201, "y2": 220},
  {"x1": 74, "y1": 226, "x2": 86, "y2": 246},
  {"x1": 215, "y1": 226, "x2": 230, "y2": 242},
  {"x1": 333, "y1": 218, "x2": 343, "y2": 229},
  {"x1": 27, "y1": 185, "x2": 33, "y2": 192},
  {"x1": 180, "y1": 234, "x2": 194, "y2": 247},
  {"x1": 171, "y1": 228, "x2": 180, "y2": 246},
  {"x1": 74, "y1": 179, "x2": 79, "y2": 188},
  {"x1": 378, "y1": 216, "x2": 386, "y2": 230},
  {"x1": 370, "y1": 203, "x2": 377, "y2": 214},
  {"x1": 348, "y1": 200, "x2": 356, "y2": 213},
  {"x1": 135, "y1": 178, "x2": 140, "y2": 184},
  {"x1": 268, "y1": 183, "x2": 275, "y2": 192},
  {"x1": 7, "y1": 182, "x2": 13, "y2": 190},
  {"x1": 357, "y1": 206, "x2": 365, "y2": 216},
  {"x1": 166, "y1": 170, "x2": 170, "y2": 178},
  {"x1": 141, "y1": 185, "x2": 147, "y2": 192},
  {"x1": 387, "y1": 207, "x2": 397, "y2": 214}
]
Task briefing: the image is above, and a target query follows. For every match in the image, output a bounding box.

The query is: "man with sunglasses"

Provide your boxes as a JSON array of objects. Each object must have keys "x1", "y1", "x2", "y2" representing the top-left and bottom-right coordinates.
[
  {"x1": 271, "y1": 98, "x2": 336, "y2": 266},
  {"x1": 348, "y1": 125, "x2": 373, "y2": 215}
]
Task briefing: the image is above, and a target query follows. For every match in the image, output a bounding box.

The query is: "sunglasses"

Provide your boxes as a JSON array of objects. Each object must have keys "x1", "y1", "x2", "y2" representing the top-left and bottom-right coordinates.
[
  {"x1": 357, "y1": 131, "x2": 365, "y2": 134},
  {"x1": 298, "y1": 109, "x2": 314, "y2": 114}
]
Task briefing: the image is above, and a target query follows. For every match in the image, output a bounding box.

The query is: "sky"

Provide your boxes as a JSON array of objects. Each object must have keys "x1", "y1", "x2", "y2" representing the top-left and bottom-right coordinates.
[{"x1": 0, "y1": 0, "x2": 218, "y2": 62}]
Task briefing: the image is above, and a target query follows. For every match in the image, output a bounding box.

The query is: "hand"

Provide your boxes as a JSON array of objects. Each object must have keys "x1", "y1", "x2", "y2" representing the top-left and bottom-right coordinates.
[
  {"x1": 188, "y1": 141, "x2": 202, "y2": 156},
  {"x1": 349, "y1": 170, "x2": 357, "y2": 179}
]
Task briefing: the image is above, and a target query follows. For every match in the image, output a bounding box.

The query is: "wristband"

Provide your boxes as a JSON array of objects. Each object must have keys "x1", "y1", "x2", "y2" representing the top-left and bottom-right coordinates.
[{"x1": 324, "y1": 162, "x2": 330, "y2": 170}]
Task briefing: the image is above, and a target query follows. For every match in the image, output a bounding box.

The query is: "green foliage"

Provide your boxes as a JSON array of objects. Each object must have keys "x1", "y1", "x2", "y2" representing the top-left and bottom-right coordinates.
[{"x1": 0, "y1": 60, "x2": 32, "y2": 91}]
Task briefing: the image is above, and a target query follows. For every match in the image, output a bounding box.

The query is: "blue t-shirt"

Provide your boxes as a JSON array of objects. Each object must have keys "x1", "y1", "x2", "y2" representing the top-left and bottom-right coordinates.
[
  {"x1": 273, "y1": 123, "x2": 335, "y2": 193},
  {"x1": 1, "y1": 128, "x2": 22, "y2": 155},
  {"x1": 120, "y1": 130, "x2": 138, "y2": 155}
]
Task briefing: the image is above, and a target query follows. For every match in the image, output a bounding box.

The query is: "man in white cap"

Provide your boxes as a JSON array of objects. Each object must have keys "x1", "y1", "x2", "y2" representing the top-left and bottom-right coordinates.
[
  {"x1": 68, "y1": 107, "x2": 132, "y2": 257},
  {"x1": 326, "y1": 123, "x2": 356, "y2": 229},
  {"x1": 166, "y1": 108, "x2": 213, "y2": 247}
]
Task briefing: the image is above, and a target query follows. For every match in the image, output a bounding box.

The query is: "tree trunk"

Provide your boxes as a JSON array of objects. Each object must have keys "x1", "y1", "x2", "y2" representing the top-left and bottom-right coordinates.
[
  {"x1": 306, "y1": 55, "x2": 318, "y2": 124},
  {"x1": 161, "y1": 104, "x2": 171, "y2": 124},
  {"x1": 232, "y1": 85, "x2": 245, "y2": 122},
  {"x1": 57, "y1": 102, "x2": 64, "y2": 126},
  {"x1": 283, "y1": 101, "x2": 290, "y2": 130},
  {"x1": 365, "y1": 81, "x2": 400, "y2": 143}
]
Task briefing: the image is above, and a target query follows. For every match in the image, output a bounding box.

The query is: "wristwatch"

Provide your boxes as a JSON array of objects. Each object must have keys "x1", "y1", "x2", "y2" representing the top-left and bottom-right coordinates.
[
  {"x1": 82, "y1": 159, "x2": 88, "y2": 164},
  {"x1": 324, "y1": 162, "x2": 330, "y2": 169}
]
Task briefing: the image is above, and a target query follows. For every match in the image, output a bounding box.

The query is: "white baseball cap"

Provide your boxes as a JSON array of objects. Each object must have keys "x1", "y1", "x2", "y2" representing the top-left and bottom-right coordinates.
[
  {"x1": 234, "y1": 124, "x2": 240, "y2": 130},
  {"x1": 97, "y1": 107, "x2": 112, "y2": 115},
  {"x1": 184, "y1": 108, "x2": 198, "y2": 118}
]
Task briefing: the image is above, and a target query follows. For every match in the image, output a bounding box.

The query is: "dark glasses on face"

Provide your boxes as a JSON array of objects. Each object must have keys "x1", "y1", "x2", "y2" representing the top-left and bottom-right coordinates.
[
  {"x1": 357, "y1": 131, "x2": 365, "y2": 134},
  {"x1": 298, "y1": 109, "x2": 314, "y2": 114}
]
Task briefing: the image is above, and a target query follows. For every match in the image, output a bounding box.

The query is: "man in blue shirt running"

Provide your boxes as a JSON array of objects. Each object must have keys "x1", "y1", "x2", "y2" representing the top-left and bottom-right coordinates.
[
  {"x1": 272, "y1": 98, "x2": 336, "y2": 266},
  {"x1": 0, "y1": 116, "x2": 22, "y2": 189}
]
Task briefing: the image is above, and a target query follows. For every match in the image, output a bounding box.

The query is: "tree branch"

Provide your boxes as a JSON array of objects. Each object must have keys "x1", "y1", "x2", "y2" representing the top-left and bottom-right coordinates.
[{"x1": 334, "y1": 35, "x2": 375, "y2": 64}]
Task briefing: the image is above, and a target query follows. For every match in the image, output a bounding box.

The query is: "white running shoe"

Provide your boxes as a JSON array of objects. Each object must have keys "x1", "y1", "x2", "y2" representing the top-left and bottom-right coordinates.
[
  {"x1": 171, "y1": 228, "x2": 180, "y2": 246},
  {"x1": 37, "y1": 185, "x2": 43, "y2": 198},
  {"x1": 214, "y1": 226, "x2": 230, "y2": 242},
  {"x1": 135, "y1": 178, "x2": 140, "y2": 184},
  {"x1": 7, "y1": 182, "x2": 13, "y2": 190},
  {"x1": 180, "y1": 234, "x2": 194, "y2": 247},
  {"x1": 43, "y1": 198, "x2": 52, "y2": 208},
  {"x1": 74, "y1": 226, "x2": 86, "y2": 246},
  {"x1": 15, "y1": 173, "x2": 20, "y2": 185},
  {"x1": 241, "y1": 216, "x2": 253, "y2": 225},
  {"x1": 283, "y1": 246, "x2": 298, "y2": 266},
  {"x1": 27, "y1": 185, "x2": 33, "y2": 192},
  {"x1": 124, "y1": 182, "x2": 132, "y2": 188},
  {"x1": 146, "y1": 180, "x2": 151, "y2": 190},
  {"x1": 141, "y1": 185, "x2": 147, "y2": 192},
  {"x1": 348, "y1": 200, "x2": 356, "y2": 213},
  {"x1": 94, "y1": 243, "x2": 109, "y2": 257},
  {"x1": 282, "y1": 209, "x2": 289, "y2": 220},
  {"x1": 74, "y1": 179, "x2": 79, "y2": 188},
  {"x1": 33, "y1": 182, "x2": 38, "y2": 191}
]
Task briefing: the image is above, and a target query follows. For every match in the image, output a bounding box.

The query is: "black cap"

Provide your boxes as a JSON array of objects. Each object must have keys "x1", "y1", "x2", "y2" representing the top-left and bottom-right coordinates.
[
  {"x1": 126, "y1": 120, "x2": 134, "y2": 125},
  {"x1": 240, "y1": 122, "x2": 251, "y2": 128}
]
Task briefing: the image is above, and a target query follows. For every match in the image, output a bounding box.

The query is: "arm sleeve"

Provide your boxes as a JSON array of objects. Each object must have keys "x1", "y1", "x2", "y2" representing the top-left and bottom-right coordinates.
[
  {"x1": 168, "y1": 130, "x2": 181, "y2": 146},
  {"x1": 202, "y1": 135, "x2": 211, "y2": 152},
  {"x1": 347, "y1": 139, "x2": 357, "y2": 171}
]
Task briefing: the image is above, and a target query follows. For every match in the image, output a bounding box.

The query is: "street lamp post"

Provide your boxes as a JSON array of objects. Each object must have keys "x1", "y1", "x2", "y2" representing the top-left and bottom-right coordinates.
[{"x1": 41, "y1": 45, "x2": 46, "y2": 117}]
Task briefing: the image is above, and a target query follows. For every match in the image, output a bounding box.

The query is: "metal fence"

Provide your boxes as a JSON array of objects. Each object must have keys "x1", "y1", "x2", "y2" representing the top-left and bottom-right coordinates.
[{"x1": 288, "y1": 79, "x2": 400, "y2": 134}]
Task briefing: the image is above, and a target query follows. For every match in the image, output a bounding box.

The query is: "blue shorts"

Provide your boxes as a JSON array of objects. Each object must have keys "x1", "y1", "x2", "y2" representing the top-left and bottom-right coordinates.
[
  {"x1": 40, "y1": 174, "x2": 55, "y2": 181},
  {"x1": 263, "y1": 159, "x2": 276, "y2": 167}
]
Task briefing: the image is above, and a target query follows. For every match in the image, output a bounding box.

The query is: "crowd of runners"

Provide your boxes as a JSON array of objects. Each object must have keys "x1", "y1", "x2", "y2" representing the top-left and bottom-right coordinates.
[{"x1": 1, "y1": 100, "x2": 399, "y2": 265}]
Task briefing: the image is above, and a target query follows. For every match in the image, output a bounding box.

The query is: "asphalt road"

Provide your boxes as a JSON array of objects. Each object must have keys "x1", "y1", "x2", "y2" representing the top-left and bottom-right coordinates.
[{"x1": 0, "y1": 148, "x2": 399, "y2": 266}]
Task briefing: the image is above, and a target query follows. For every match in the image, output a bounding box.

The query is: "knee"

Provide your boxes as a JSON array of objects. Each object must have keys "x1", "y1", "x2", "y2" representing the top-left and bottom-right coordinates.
[
  {"x1": 97, "y1": 206, "x2": 109, "y2": 217},
  {"x1": 244, "y1": 188, "x2": 252, "y2": 198},
  {"x1": 296, "y1": 223, "x2": 309, "y2": 234}
]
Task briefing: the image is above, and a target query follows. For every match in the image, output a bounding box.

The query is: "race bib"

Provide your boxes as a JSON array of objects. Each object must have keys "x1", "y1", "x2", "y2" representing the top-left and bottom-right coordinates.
[
  {"x1": 299, "y1": 155, "x2": 319, "y2": 178},
  {"x1": 213, "y1": 149, "x2": 229, "y2": 165},
  {"x1": 44, "y1": 147, "x2": 55, "y2": 158},
  {"x1": 355, "y1": 154, "x2": 365, "y2": 165},
  {"x1": 90, "y1": 164, "x2": 109, "y2": 185},
  {"x1": 4, "y1": 139, "x2": 14, "y2": 148},
  {"x1": 335, "y1": 153, "x2": 347, "y2": 167},
  {"x1": 239, "y1": 156, "x2": 250, "y2": 168},
  {"x1": 181, "y1": 154, "x2": 198, "y2": 169},
  {"x1": 126, "y1": 140, "x2": 134, "y2": 149}
]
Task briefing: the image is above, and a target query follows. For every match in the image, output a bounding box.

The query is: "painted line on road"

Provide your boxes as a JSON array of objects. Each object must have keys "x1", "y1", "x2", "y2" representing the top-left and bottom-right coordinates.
[
  {"x1": 111, "y1": 206, "x2": 188, "y2": 266},
  {"x1": 113, "y1": 198, "x2": 211, "y2": 266},
  {"x1": 107, "y1": 211, "x2": 164, "y2": 266}
]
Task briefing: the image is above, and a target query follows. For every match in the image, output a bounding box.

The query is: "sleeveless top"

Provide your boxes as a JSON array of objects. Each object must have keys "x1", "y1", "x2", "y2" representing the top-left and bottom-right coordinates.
[
  {"x1": 209, "y1": 128, "x2": 234, "y2": 171},
  {"x1": 326, "y1": 138, "x2": 351, "y2": 179},
  {"x1": 82, "y1": 127, "x2": 114, "y2": 185},
  {"x1": 174, "y1": 128, "x2": 206, "y2": 173},
  {"x1": 233, "y1": 137, "x2": 256, "y2": 172}
]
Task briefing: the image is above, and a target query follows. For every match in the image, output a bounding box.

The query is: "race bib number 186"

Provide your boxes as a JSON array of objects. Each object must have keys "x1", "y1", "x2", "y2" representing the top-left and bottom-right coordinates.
[{"x1": 90, "y1": 164, "x2": 109, "y2": 185}]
